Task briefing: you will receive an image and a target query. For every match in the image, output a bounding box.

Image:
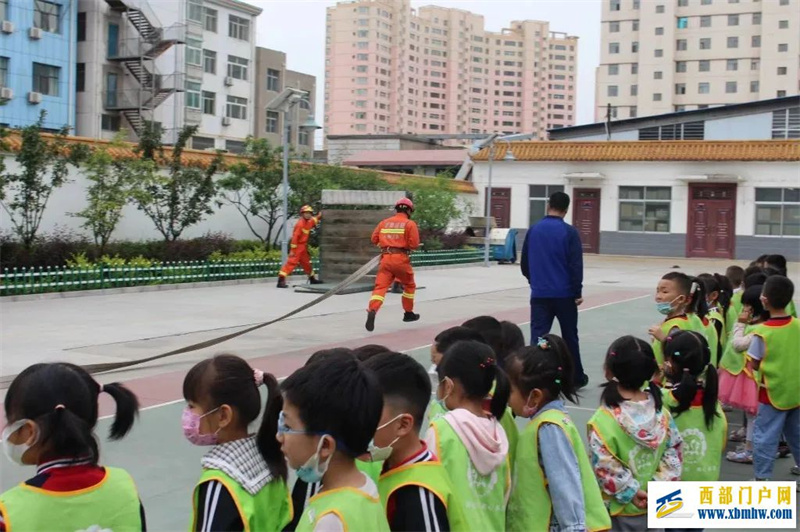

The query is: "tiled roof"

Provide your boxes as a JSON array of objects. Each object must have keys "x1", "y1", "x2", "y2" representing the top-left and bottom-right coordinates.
[
  {"x1": 472, "y1": 140, "x2": 800, "y2": 162},
  {"x1": 343, "y1": 149, "x2": 467, "y2": 166},
  {"x1": 0, "y1": 132, "x2": 477, "y2": 194}
]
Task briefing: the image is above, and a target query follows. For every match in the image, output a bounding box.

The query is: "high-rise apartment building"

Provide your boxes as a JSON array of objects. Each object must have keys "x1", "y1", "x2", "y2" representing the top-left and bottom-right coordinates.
[
  {"x1": 596, "y1": 0, "x2": 800, "y2": 121},
  {"x1": 324, "y1": 0, "x2": 578, "y2": 142}
]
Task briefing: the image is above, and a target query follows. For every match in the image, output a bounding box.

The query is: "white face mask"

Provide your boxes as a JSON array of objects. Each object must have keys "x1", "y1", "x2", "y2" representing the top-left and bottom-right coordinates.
[
  {"x1": 367, "y1": 414, "x2": 406, "y2": 462},
  {"x1": 2, "y1": 419, "x2": 37, "y2": 465}
]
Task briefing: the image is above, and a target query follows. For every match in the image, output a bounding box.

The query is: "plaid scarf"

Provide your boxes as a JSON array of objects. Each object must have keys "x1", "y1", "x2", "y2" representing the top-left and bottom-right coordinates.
[{"x1": 202, "y1": 435, "x2": 273, "y2": 495}]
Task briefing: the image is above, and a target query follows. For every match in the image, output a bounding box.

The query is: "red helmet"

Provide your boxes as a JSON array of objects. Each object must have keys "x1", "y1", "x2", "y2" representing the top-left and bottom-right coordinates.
[
  {"x1": 300, "y1": 205, "x2": 313, "y2": 214},
  {"x1": 395, "y1": 198, "x2": 414, "y2": 212}
]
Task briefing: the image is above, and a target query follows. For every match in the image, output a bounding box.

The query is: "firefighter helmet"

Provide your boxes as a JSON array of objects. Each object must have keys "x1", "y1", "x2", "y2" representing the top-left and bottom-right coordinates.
[
  {"x1": 395, "y1": 198, "x2": 414, "y2": 212},
  {"x1": 300, "y1": 205, "x2": 314, "y2": 214}
]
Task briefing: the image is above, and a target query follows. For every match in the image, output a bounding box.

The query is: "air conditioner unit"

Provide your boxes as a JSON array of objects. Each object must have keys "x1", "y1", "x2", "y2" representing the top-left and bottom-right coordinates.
[
  {"x1": 221, "y1": 116, "x2": 231, "y2": 126},
  {"x1": 224, "y1": 76, "x2": 234, "y2": 86},
  {"x1": 1, "y1": 20, "x2": 14, "y2": 33},
  {"x1": 0, "y1": 87, "x2": 12, "y2": 100},
  {"x1": 29, "y1": 27, "x2": 42, "y2": 39},
  {"x1": 28, "y1": 91, "x2": 42, "y2": 104}
]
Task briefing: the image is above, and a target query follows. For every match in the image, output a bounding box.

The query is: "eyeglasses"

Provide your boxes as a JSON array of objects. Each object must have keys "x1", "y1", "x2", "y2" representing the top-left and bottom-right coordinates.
[{"x1": 277, "y1": 410, "x2": 323, "y2": 436}]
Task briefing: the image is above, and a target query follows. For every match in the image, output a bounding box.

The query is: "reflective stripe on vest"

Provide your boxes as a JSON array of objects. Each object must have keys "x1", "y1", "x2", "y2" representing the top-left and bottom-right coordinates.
[
  {"x1": 295, "y1": 487, "x2": 390, "y2": 532},
  {"x1": 652, "y1": 317, "x2": 693, "y2": 366}
]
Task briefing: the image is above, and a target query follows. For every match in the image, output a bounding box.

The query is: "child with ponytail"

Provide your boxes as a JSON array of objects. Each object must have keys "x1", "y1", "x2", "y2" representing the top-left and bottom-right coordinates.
[
  {"x1": 426, "y1": 340, "x2": 511, "y2": 532},
  {"x1": 1, "y1": 363, "x2": 143, "y2": 531},
  {"x1": 662, "y1": 331, "x2": 726, "y2": 480},
  {"x1": 698, "y1": 273, "x2": 733, "y2": 364},
  {"x1": 588, "y1": 336, "x2": 683, "y2": 532},
  {"x1": 506, "y1": 335, "x2": 611, "y2": 532},
  {"x1": 649, "y1": 271, "x2": 709, "y2": 367},
  {"x1": 182, "y1": 354, "x2": 291, "y2": 532}
]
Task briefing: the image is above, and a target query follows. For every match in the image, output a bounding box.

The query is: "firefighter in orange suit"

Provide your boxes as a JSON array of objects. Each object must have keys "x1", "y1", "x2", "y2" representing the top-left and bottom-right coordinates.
[
  {"x1": 365, "y1": 198, "x2": 420, "y2": 331},
  {"x1": 277, "y1": 205, "x2": 323, "y2": 288}
]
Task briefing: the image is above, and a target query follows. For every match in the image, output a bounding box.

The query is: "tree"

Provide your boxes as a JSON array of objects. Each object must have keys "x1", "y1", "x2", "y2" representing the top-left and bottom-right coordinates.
[
  {"x1": 404, "y1": 177, "x2": 463, "y2": 232},
  {"x1": 0, "y1": 112, "x2": 88, "y2": 249},
  {"x1": 71, "y1": 135, "x2": 153, "y2": 254},
  {"x1": 130, "y1": 123, "x2": 222, "y2": 241},
  {"x1": 217, "y1": 137, "x2": 283, "y2": 248}
]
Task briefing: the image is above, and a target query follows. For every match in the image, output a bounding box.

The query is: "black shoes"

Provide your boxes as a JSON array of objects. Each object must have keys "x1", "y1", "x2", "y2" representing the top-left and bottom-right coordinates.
[
  {"x1": 365, "y1": 310, "x2": 376, "y2": 332},
  {"x1": 403, "y1": 312, "x2": 420, "y2": 323},
  {"x1": 277, "y1": 277, "x2": 288, "y2": 289},
  {"x1": 309, "y1": 276, "x2": 324, "y2": 285},
  {"x1": 575, "y1": 374, "x2": 590, "y2": 390}
]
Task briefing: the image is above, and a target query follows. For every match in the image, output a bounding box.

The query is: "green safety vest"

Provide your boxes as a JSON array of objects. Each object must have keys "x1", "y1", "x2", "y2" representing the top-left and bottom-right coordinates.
[
  {"x1": 587, "y1": 407, "x2": 670, "y2": 517},
  {"x1": 719, "y1": 324, "x2": 755, "y2": 375},
  {"x1": 652, "y1": 315, "x2": 694, "y2": 366},
  {"x1": 702, "y1": 316, "x2": 720, "y2": 367},
  {"x1": 499, "y1": 407, "x2": 518, "y2": 473},
  {"x1": 787, "y1": 300, "x2": 797, "y2": 318},
  {"x1": 356, "y1": 458, "x2": 383, "y2": 483},
  {"x1": 662, "y1": 390, "x2": 727, "y2": 481},
  {"x1": 0, "y1": 466, "x2": 141, "y2": 532},
  {"x1": 427, "y1": 397, "x2": 447, "y2": 424},
  {"x1": 707, "y1": 306, "x2": 726, "y2": 353},
  {"x1": 192, "y1": 469, "x2": 292, "y2": 532},
  {"x1": 725, "y1": 295, "x2": 741, "y2": 345},
  {"x1": 295, "y1": 487, "x2": 390, "y2": 532},
  {"x1": 378, "y1": 460, "x2": 468, "y2": 531},
  {"x1": 429, "y1": 417, "x2": 510, "y2": 532},
  {"x1": 752, "y1": 318, "x2": 800, "y2": 410},
  {"x1": 507, "y1": 409, "x2": 611, "y2": 532}
]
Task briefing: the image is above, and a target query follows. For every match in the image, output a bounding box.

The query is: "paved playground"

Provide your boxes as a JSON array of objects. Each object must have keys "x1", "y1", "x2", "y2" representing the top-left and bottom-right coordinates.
[{"x1": 1, "y1": 255, "x2": 798, "y2": 531}]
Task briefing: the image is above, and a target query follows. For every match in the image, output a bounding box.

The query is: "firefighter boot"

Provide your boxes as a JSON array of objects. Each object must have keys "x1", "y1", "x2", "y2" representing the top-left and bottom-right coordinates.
[
  {"x1": 365, "y1": 310, "x2": 377, "y2": 332},
  {"x1": 403, "y1": 311, "x2": 420, "y2": 323},
  {"x1": 309, "y1": 275, "x2": 324, "y2": 285},
  {"x1": 277, "y1": 276, "x2": 288, "y2": 289}
]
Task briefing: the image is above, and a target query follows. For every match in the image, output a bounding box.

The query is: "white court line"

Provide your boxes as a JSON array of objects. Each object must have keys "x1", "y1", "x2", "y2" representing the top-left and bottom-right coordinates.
[{"x1": 97, "y1": 293, "x2": 650, "y2": 421}]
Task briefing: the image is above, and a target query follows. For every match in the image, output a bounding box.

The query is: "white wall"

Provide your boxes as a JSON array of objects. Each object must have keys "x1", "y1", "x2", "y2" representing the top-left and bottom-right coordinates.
[
  {"x1": 471, "y1": 160, "x2": 799, "y2": 237},
  {"x1": 705, "y1": 112, "x2": 773, "y2": 140}
]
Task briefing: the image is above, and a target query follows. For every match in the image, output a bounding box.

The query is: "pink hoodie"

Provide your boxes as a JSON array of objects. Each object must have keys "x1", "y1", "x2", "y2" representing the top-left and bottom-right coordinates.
[{"x1": 427, "y1": 408, "x2": 509, "y2": 475}]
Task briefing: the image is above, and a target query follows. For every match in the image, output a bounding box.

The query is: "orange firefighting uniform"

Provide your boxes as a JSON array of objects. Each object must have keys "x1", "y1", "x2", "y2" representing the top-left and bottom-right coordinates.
[
  {"x1": 368, "y1": 212, "x2": 420, "y2": 313},
  {"x1": 279, "y1": 214, "x2": 320, "y2": 278}
]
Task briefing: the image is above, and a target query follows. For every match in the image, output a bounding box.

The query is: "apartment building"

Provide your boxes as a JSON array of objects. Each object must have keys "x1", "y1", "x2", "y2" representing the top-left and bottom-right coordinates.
[
  {"x1": 596, "y1": 0, "x2": 800, "y2": 121},
  {"x1": 254, "y1": 47, "x2": 316, "y2": 157},
  {"x1": 74, "y1": 0, "x2": 260, "y2": 152},
  {"x1": 0, "y1": 0, "x2": 79, "y2": 131},
  {"x1": 324, "y1": 0, "x2": 578, "y2": 143}
]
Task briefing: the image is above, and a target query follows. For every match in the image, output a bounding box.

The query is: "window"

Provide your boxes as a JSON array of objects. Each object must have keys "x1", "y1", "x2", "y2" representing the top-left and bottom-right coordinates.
[
  {"x1": 204, "y1": 8, "x2": 218, "y2": 32},
  {"x1": 632, "y1": 63, "x2": 638, "y2": 74},
  {"x1": 771, "y1": 105, "x2": 800, "y2": 133},
  {"x1": 633, "y1": 20, "x2": 639, "y2": 31},
  {"x1": 186, "y1": 38, "x2": 202, "y2": 66},
  {"x1": 699, "y1": 82, "x2": 710, "y2": 93},
  {"x1": 187, "y1": 0, "x2": 203, "y2": 22},
  {"x1": 619, "y1": 187, "x2": 671, "y2": 232},
  {"x1": 226, "y1": 95, "x2": 247, "y2": 120},
  {"x1": 76, "y1": 63, "x2": 85, "y2": 92},
  {"x1": 750, "y1": 80, "x2": 759, "y2": 93},
  {"x1": 0, "y1": 0, "x2": 6, "y2": 21},
  {"x1": 777, "y1": 90, "x2": 787, "y2": 97},
  {"x1": 675, "y1": 83, "x2": 686, "y2": 94},
  {"x1": 225, "y1": 140, "x2": 246, "y2": 154},
  {"x1": 656, "y1": 5, "x2": 665, "y2": 13},
  {"x1": 655, "y1": 49, "x2": 663, "y2": 57},
  {"x1": 631, "y1": 84, "x2": 638, "y2": 96},
  {"x1": 610, "y1": 0, "x2": 620, "y2": 11},
  {"x1": 32, "y1": 63, "x2": 59, "y2": 96},
  {"x1": 726, "y1": 59, "x2": 737, "y2": 71},
  {"x1": 676, "y1": 39, "x2": 687, "y2": 51},
  {"x1": 609, "y1": 21, "x2": 620, "y2": 33},
  {"x1": 654, "y1": 71, "x2": 663, "y2": 79},
  {"x1": 630, "y1": 107, "x2": 637, "y2": 118},
  {"x1": 751, "y1": 59, "x2": 760, "y2": 70},
  {"x1": 632, "y1": 41, "x2": 639, "y2": 53},
  {"x1": 677, "y1": 17, "x2": 688, "y2": 28},
  {"x1": 77, "y1": 12, "x2": 86, "y2": 41},
  {"x1": 653, "y1": 93, "x2": 662, "y2": 101},
  {"x1": 700, "y1": 16, "x2": 711, "y2": 27},
  {"x1": 701, "y1": 0, "x2": 711, "y2": 4},
  {"x1": 355, "y1": 65, "x2": 367, "y2": 73},
  {"x1": 529, "y1": 185, "x2": 564, "y2": 225},
  {"x1": 633, "y1": 0, "x2": 640, "y2": 8},
  {"x1": 778, "y1": 43, "x2": 788, "y2": 52},
  {"x1": 656, "y1": 27, "x2": 664, "y2": 35},
  {"x1": 608, "y1": 85, "x2": 619, "y2": 97},
  {"x1": 609, "y1": 64, "x2": 619, "y2": 75},
  {"x1": 778, "y1": 66, "x2": 787, "y2": 75},
  {"x1": 753, "y1": 13, "x2": 761, "y2": 25},
  {"x1": 202, "y1": 91, "x2": 215, "y2": 114},
  {"x1": 727, "y1": 36, "x2": 738, "y2": 48},
  {"x1": 728, "y1": 14, "x2": 738, "y2": 26},
  {"x1": 0, "y1": 57, "x2": 7, "y2": 88},
  {"x1": 185, "y1": 80, "x2": 201, "y2": 109},
  {"x1": 298, "y1": 129, "x2": 310, "y2": 147},
  {"x1": 779, "y1": 20, "x2": 788, "y2": 29},
  {"x1": 101, "y1": 114, "x2": 120, "y2": 132},
  {"x1": 676, "y1": 61, "x2": 687, "y2": 72},
  {"x1": 227, "y1": 55, "x2": 248, "y2": 80},
  {"x1": 34, "y1": 0, "x2": 59, "y2": 33},
  {"x1": 609, "y1": 42, "x2": 620, "y2": 54},
  {"x1": 700, "y1": 38, "x2": 711, "y2": 50},
  {"x1": 780, "y1": 0, "x2": 789, "y2": 4},
  {"x1": 755, "y1": 188, "x2": 800, "y2": 236},
  {"x1": 228, "y1": 15, "x2": 250, "y2": 41},
  {"x1": 752, "y1": 35, "x2": 761, "y2": 47},
  {"x1": 725, "y1": 81, "x2": 737, "y2": 93},
  {"x1": 200, "y1": 49, "x2": 216, "y2": 74}
]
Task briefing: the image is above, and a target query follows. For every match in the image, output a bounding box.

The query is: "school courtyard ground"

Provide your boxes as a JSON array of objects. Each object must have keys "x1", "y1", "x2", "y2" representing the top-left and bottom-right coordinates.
[{"x1": 1, "y1": 254, "x2": 798, "y2": 531}]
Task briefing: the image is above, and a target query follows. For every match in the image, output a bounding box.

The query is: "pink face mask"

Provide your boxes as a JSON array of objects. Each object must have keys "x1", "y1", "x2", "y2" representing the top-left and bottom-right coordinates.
[{"x1": 182, "y1": 406, "x2": 220, "y2": 446}]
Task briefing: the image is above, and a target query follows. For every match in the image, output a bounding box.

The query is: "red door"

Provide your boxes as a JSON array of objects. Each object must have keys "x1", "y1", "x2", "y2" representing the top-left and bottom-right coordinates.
[
  {"x1": 572, "y1": 188, "x2": 601, "y2": 253},
  {"x1": 687, "y1": 184, "x2": 736, "y2": 259},
  {"x1": 486, "y1": 188, "x2": 511, "y2": 228}
]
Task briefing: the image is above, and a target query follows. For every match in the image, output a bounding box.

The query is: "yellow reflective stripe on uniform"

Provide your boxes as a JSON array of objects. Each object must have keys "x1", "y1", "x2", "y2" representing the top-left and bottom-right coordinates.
[
  {"x1": 291, "y1": 244, "x2": 298, "y2": 248},
  {"x1": 402, "y1": 292, "x2": 415, "y2": 299},
  {"x1": 302, "y1": 229, "x2": 310, "y2": 234},
  {"x1": 370, "y1": 295, "x2": 385, "y2": 302},
  {"x1": 380, "y1": 229, "x2": 406, "y2": 234}
]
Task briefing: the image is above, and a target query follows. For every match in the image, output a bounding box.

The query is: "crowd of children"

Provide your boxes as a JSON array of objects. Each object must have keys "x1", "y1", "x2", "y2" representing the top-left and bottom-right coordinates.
[{"x1": 1, "y1": 254, "x2": 797, "y2": 532}]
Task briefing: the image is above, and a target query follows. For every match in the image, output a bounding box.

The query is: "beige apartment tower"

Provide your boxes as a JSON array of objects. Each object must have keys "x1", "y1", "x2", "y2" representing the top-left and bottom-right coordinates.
[
  {"x1": 324, "y1": 0, "x2": 578, "y2": 142},
  {"x1": 596, "y1": 0, "x2": 800, "y2": 121}
]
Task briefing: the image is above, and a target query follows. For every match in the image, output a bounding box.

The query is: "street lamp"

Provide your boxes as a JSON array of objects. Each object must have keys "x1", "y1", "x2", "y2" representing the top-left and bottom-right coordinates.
[{"x1": 266, "y1": 88, "x2": 321, "y2": 264}]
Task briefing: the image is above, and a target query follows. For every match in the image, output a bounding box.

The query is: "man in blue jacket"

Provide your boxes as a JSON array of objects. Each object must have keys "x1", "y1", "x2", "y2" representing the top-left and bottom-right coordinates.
[{"x1": 520, "y1": 191, "x2": 588, "y2": 388}]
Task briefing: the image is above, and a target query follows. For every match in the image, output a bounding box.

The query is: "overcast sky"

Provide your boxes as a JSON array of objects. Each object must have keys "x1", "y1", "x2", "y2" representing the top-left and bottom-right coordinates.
[{"x1": 252, "y1": 0, "x2": 603, "y2": 142}]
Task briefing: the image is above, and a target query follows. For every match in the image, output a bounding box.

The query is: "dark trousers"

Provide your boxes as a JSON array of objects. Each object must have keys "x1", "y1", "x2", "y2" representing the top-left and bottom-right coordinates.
[{"x1": 530, "y1": 297, "x2": 586, "y2": 384}]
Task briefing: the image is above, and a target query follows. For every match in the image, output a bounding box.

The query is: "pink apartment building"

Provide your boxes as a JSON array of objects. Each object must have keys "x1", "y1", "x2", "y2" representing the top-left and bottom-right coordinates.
[{"x1": 324, "y1": 0, "x2": 579, "y2": 143}]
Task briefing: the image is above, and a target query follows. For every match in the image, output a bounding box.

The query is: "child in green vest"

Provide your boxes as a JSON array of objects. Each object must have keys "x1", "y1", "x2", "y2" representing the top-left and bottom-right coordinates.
[
  {"x1": 699, "y1": 273, "x2": 733, "y2": 363},
  {"x1": 764, "y1": 255, "x2": 797, "y2": 317},
  {"x1": 1, "y1": 363, "x2": 143, "y2": 532},
  {"x1": 425, "y1": 340, "x2": 511, "y2": 532},
  {"x1": 363, "y1": 351, "x2": 467, "y2": 531},
  {"x1": 506, "y1": 334, "x2": 611, "y2": 532},
  {"x1": 746, "y1": 275, "x2": 800, "y2": 480},
  {"x1": 724, "y1": 265, "x2": 745, "y2": 341},
  {"x1": 662, "y1": 330, "x2": 726, "y2": 481},
  {"x1": 649, "y1": 271, "x2": 709, "y2": 368},
  {"x1": 278, "y1": 355, "x2": 390, "y2": 532},
  {"x1": 183, "y1": 354, "x2": 291, "y2": 532},
  {"x1": 427, "y1": 326, "x2": 487, "y2": 423},
  {"x1": 588, "y1": 336, "x2": 683, "y2": 532}
]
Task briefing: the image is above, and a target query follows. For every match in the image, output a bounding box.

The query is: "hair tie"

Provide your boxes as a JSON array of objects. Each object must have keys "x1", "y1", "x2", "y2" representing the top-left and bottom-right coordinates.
[
  {"x1": 99, "y1": 384, "x2": 105, "y2": 394},
  {"x1": 536, "y1": 337, "x2": 550, "y2": 350},
  {"x1": 557, "y1": 366, "x2": 562, "y2": 371},
  {"x1": 609, "y1": 351, "x2": 617, "y2": 357},
  {"x1": 253, "y1": 369, "x2": 265, "y2": 387},
  {"x1": 683, "y1": 368, "x2": 690, "y2": 374},
  {"x1": 665, "y1": 336, "x2": 673, "y2": 342},
  {"x1": 54, "y1": 404, "x2": 65, "y2": 411},
  {"x1": 690, "y1": 282, "x2": 699, "y2": 294},
  {"x1": 611, "y1": 377, "x2": 620, "y2": 383},
  {"x1": 554, "y1": 378, "x2": 561, "y2": 385},
  {"x1": 673, "y1": 350, "x2": 680, "y2": 357}
]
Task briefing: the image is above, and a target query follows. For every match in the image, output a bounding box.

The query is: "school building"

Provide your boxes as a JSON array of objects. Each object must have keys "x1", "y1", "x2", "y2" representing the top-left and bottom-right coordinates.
[{"x1": 468, "y1": 97, "x2": 800, "y2": 260}]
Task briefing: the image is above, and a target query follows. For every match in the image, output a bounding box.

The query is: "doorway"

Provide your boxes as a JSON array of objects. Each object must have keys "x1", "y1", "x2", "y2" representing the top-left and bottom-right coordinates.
[{"x1": 572, "y1": 188, "x2": 601, "y2": 253}]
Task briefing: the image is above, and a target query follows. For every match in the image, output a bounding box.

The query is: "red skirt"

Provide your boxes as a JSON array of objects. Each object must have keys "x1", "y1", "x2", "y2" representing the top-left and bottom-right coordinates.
[{"x1": 718, "y1": 368, "x2": 759, "y2": 415}]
